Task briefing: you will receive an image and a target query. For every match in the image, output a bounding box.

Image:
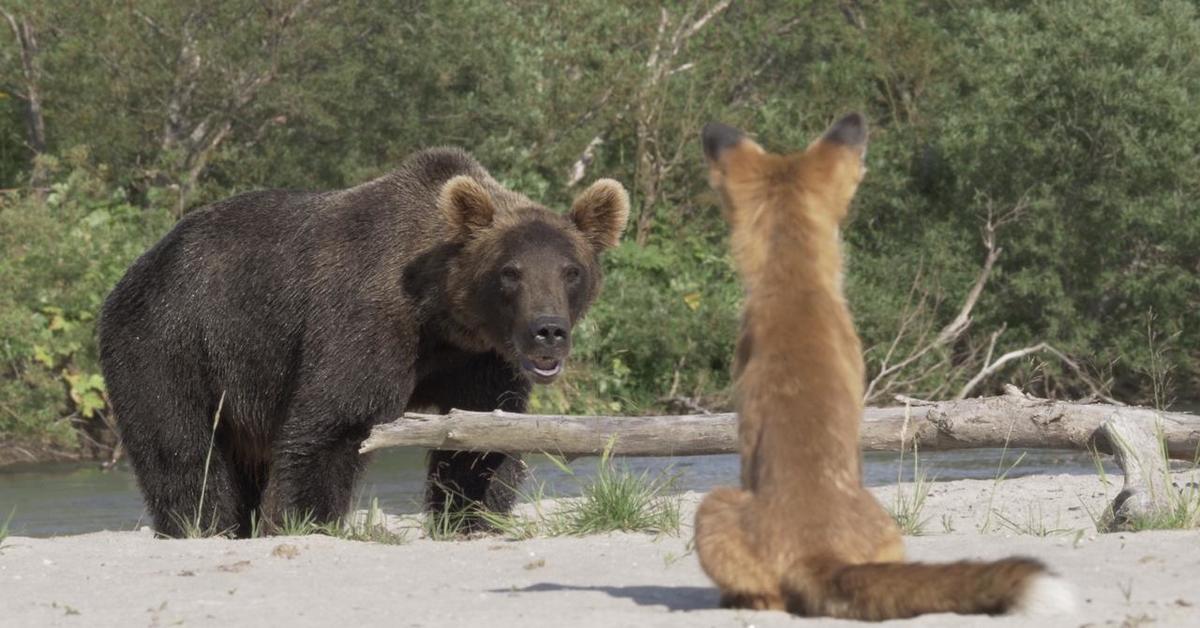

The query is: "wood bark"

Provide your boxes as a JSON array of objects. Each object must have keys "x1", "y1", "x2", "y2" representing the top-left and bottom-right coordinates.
[{"x1": 362, "y1": 390, "x2": 1200, "y2": 462}]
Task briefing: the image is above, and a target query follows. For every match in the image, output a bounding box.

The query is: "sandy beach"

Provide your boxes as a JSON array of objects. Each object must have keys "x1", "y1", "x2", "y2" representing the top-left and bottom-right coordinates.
[{"x1": 3, "y1": 472, "x2": 1198, "y2": 627}]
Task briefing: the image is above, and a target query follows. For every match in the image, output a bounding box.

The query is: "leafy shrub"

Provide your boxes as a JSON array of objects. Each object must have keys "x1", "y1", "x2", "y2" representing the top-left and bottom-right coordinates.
[{"x1": 0, "y1": 157, "x2": 173, "y2": 448}]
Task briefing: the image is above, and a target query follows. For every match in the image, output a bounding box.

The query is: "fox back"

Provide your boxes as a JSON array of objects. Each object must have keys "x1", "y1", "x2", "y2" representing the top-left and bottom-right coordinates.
[{"x1": 693, "y1": 114, "x2": 1074, "y2": 620}]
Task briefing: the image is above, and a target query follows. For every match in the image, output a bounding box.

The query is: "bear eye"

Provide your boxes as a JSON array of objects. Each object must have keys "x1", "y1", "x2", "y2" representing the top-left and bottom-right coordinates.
[
  {"x1": 563, "y1": 265, "x2": 582, "y2": 284},
  {"x1": 500, "y1": 266, "x2": 522, "y2": 285}
]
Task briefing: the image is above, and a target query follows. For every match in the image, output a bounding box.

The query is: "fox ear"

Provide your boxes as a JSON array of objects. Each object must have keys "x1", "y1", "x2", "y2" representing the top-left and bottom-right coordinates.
[
  {"x1": 439, "y1": 175, "x2": 495, "y2": 239},
  {"x1": 702, "y1": 122, "x2": 746, "y2": 164},
  {"x1": 701, "y1": 122, "x2": 764, "y2": 188},
  {"x1": 821, "y1": 112, "x2": 868, "y2": 159}
]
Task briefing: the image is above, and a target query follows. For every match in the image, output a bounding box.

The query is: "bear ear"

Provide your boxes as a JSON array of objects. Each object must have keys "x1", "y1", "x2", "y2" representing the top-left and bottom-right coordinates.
[
  {"x1": 570, "y1": 179, "x2": 630, "y2": 252},
  {"x1": 439, "y1": 175, "x2": 495, "y2": 238}
]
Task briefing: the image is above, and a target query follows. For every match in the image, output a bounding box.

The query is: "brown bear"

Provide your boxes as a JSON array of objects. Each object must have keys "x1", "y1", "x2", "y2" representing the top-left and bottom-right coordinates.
[
  {"x1": 693, "y1": 115, "x2": 1074, "y2": 618},
  {"x1": 98, "y1": 147, "x2": 629, "y2": 537}
]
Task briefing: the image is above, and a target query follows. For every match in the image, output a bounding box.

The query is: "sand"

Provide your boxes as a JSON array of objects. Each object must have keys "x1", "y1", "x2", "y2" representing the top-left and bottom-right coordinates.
[{"x1": 2, "y1": 472, "x2": 1198, "y2": 627}]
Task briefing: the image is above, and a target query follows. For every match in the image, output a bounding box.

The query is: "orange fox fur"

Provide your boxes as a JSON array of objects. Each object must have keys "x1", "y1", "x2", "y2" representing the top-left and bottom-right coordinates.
[{"x1": 693, "y1": 114, "x2": 1074, "y2": 620}]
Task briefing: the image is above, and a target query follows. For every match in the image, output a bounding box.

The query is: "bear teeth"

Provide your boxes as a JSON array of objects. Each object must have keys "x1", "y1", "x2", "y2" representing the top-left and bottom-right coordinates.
[{"x1": 533, "y1": 362, "x2": 562, "y2": 377}]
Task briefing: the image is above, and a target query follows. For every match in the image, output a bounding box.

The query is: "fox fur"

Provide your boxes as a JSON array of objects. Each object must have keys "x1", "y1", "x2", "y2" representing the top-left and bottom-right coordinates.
[{"x1": 692, "y1": 114, "x2": 1074, "y2": 620}]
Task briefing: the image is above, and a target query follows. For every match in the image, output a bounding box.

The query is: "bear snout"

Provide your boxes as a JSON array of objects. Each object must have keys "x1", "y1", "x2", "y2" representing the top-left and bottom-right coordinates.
[
  {"x1": 529, "y1": 315, "x2": 570, "y2": 350},
  {"x1": 517, "y1": 315, "x2": 570, "y2": 383}
]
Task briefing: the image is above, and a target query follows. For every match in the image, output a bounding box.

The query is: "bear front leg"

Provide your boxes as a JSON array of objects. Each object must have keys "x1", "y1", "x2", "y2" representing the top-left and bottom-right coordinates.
[
  {"x1": 415, "y1": 353, "x2": 531, "y2": 533},
  {"x1": 425, "y1": 451, "x2": 527, "y2": 532}
]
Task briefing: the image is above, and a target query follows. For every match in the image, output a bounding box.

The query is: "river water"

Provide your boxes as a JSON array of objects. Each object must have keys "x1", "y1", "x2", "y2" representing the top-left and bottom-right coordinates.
[{"x1": 0, "y1": 447, "x2": 1113, "y2": 537}]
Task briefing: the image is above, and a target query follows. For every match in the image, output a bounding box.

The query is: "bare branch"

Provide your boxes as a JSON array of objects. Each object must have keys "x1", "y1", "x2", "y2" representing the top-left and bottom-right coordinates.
[
  {"x1": 155, "y1": 0, "x2": 313, "y2": 212},
  {"x1": 667, "y1": 62, "x2": 695, "y2": 76},
  {"x1": 645, "y1": 7, "x2": 669, "y2": 71},
  {"x1": 957, "y1": 342, "x2": 1049, "y2": 400},
  {"x1": 632, "y1": 1, "x2": 732, "y2": 244},
  {"x1": 863, "y1": 235, "x2": 998, "y2": 402},
  {"x1": 683, "y1": 0, "x2": 732, "y2": 39},
  {"x1": 937, "y1": 236, "x2": 999, "y2": 345},
  {"x1": 566, "y1": 135, "x2": 604, "y2": 187},
  {"x1": 956, "y1": 341, "x2": 1121, "y2": 404},
  {"x1": 862, "y1": 199, "x2": 1042, "y2": 404},
  {"x1": 1, "y1": 8, "x2": 47, "y2": 182}
]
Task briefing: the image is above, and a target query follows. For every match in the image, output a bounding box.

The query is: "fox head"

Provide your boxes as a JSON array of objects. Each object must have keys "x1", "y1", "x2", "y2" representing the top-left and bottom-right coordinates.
[{"x1": 700, "y1": 113, "x2": 868, "y2": 288}]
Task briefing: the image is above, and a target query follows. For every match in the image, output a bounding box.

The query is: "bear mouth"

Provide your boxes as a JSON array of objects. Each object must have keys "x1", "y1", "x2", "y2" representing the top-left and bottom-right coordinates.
[{"x1": 520, "y1": 355, "x2": 564, "y2": 384}]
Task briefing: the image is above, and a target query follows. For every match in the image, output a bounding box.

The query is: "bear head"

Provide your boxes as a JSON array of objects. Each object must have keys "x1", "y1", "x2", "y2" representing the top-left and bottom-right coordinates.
[{"x1": 438, "y1": 176, "x2": 629, "y2": 384}]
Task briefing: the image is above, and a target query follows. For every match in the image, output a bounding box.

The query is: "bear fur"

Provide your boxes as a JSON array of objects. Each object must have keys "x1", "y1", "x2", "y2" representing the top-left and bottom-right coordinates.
[{"x1": 98, "y1": 147, "x2": 629, "y2": 537}]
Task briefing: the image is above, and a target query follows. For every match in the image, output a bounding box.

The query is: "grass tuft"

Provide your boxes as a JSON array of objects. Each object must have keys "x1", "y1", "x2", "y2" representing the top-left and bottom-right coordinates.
[
  {"x1": 338, "y1": 497, "x2": 408, "y2": 544},
  {"x1": 1121, "y1": 428, "x2": 1200, "y2": 531},
  {"x1": 1115, "y1": 489, "x2": 1200, "y2": 531},
  {"x1": 992, "y1": 501, "x2": 1079, "y2": 537},
  {"x1": 263, "y1": 499, "x2": 408, "y2": 544},
  {"x1": 167, "y1": 391, "x2": 231, "y2": 539},
  {"x1": 194, "y1": 391, "x2": 226, "y2": 534},
  {"x1": 168, "y1": 511, "x2": 232, "y2": 539},
  {"x1": 471, "y1": 480, "x2": 551, "y2": 540},
  {"x1": 979, "y1": 424, "x2": 1026, "y2": 534},
  {"x1": 423, "y1": 439, "x2": 682, "y2": 540},
  {"x1": 422, "y1": 492, "x2": 475, "y2": 541},
  {"x1": 550, "y1": 442, "x2": 681, "y2": 536},
  {"x1": 1083, "y1": 430, "x2": 1200, "y2": 532},
  {"x1": 888, "y1": 439, "x2": 933, "y2": 536},
  {"x1": 275, "y1": 509, "x2": 319, "y2": 536},
  {"x1": 1, "y1": 507, "x2": 14, "y2": 546}
]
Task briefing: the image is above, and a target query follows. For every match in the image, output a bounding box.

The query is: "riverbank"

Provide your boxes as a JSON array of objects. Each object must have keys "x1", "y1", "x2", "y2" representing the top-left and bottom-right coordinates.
[
  {"x1": 0, "y1": 438, "x2": 94, "y2": 468},
  {"x1": 0, "y1": 448, "x2": 1116, "y2": 537},
  {"x1": 3, "y1": 473, "x2": 1198, "y2": 627}
]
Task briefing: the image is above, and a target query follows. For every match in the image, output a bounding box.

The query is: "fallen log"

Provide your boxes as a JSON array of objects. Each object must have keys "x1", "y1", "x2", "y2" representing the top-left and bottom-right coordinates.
[
  {"x1": 1100, "y1": 412, "x2": 1177, "y2": 531},
  {"x1": 362, "y1": 388, "x2": 1200, "y2": 462}
]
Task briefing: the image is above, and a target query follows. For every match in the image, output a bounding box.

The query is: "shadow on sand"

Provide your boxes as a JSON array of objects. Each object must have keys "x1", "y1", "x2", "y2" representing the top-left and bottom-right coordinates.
[{"x1": 495, "y1": 583, "x2": 716, "y2": 612}]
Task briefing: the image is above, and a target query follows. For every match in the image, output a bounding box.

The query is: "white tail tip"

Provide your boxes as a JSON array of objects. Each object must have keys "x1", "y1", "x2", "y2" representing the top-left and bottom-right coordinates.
[{"x1": 1012, "y1": 574, "x2": 1077, "y2": 615}]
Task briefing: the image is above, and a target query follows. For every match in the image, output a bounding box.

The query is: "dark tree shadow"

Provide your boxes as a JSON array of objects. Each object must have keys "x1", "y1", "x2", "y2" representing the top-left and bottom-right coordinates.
[{"x1": 493, "y1": 583, "x2": 717, "y2": 612}]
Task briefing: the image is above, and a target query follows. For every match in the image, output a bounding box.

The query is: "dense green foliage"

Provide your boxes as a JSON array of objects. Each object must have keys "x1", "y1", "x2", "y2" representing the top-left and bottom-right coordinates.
[
  {"x1": 0, "y1": 157, "x2": 174, "y2": 448},
  {"x1": 1, "y1": 1, "x2": 1197, "y2": 455}
]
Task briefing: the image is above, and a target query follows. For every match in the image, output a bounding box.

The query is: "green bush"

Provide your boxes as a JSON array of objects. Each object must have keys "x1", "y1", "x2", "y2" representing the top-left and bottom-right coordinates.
[{"x1": 0, "y1": 158, "x2": 173, "y2": 447}]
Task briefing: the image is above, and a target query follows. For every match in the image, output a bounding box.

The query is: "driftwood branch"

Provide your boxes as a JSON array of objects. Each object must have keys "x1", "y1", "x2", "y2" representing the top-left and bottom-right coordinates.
[
  {"x1": 363, "y1": 390, "x2": 1200, "y2": 463},
  {"x1": 1100, "y1": 412, "x2": 1175, "y2": 531},
  {"x1": 955, "y1": 341, "x2": 1118, "y2": 404},
  {"x1": 863, "y1": 213, "x2": 1002, "y2": 401},
  {"x1": 864, "y1": 198, "x2": 1045, "y2": 404}
]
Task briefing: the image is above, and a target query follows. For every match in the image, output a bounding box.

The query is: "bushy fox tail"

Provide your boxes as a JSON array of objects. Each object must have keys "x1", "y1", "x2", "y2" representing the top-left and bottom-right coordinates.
[{"x1": 785, "y1": 557, "x2": 1075, "y2": 620}]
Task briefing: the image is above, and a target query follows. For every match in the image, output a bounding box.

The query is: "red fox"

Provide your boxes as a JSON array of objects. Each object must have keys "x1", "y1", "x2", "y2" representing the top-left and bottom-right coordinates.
[{"x1": 692, "y1": 114, "x2": 1074, "y2": 620}]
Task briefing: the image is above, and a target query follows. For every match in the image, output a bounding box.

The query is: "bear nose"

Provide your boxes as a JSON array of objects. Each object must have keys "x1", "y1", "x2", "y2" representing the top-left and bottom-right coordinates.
[{"x1": 530, "y1": 316, "x2": 569, "y2": 349}]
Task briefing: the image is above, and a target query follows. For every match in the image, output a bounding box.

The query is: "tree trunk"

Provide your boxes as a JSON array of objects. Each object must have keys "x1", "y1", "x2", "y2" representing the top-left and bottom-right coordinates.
[{"x1": 2, "y1": 9, "x2": 48, "y2": 186}]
